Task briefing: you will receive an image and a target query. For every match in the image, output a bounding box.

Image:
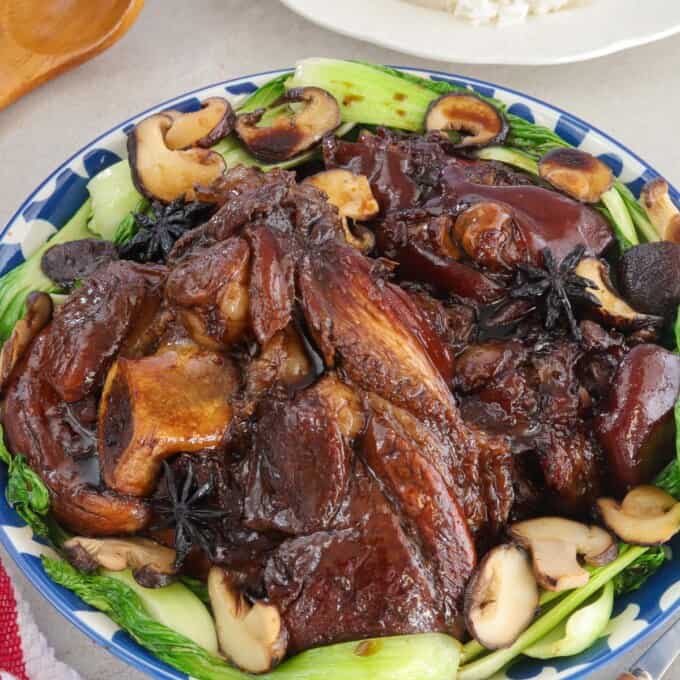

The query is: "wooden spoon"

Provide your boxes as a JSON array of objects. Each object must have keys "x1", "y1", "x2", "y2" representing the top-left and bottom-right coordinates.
[{"x1": 0, "y1": 0, "x2": 145, "y2": 110}]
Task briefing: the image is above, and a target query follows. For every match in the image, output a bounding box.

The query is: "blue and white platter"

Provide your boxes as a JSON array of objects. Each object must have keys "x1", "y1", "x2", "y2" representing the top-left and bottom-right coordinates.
[{"x1": 1, "y1": 67, "x2": 679, "y2": 680}]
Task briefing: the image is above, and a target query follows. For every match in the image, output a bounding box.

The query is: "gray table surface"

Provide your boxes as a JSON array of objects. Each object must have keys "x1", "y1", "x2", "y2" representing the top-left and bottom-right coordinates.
[{"x1": 1, "y1": 0, "x2": 680, "y2": 677}]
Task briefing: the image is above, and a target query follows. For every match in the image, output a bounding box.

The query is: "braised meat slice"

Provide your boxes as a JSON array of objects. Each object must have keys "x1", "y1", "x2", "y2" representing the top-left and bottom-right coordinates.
[
  {"x1": 374, "y1": 210, "x2": 505, "y2": 304},
  {"x1": 405, "y1": 289, "x2": 476, "y2": 362},
  {"x1": 299, "y1": 241, "x2": 458, "y2": 425},
  {"x1": 363, "y1": 393, "x2": 512, "y2": 539},
  {"x1": 245, "y1": 225, "x2": 296, "y2": 346},
  {"x1": 4, "y1": 333, "x2": 150, "y2": 535},
  {"x1": 44, "y1": 260, "x2": 166, "y2": 402},
  {"x1": 264, "y1": 463, "x2": 447, "y2": 653},
  {"x1": 243, "y1": 377, "x2": 362, "y2": 535},
  {"x1": 455, "y1": 335, "x2": 603, "y2": 514},
  {"x1": 576, "y1": 320, "x2": 626, "y2": 402},
  {"x1": 165, "y1": 237, "x2": 251, "y2": 350},
  {"x1": 538, "y1": 428, "x2": 603, "y2": 515},
  {"x1": 174, "y1": 166, "x2": 344, "y2": 257},
  {"x1": 362, "y1": 395, "x2": 476, "y2": 618}
]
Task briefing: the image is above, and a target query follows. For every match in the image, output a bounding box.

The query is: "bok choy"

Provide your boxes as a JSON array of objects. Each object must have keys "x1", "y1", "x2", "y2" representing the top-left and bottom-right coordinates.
[{"x1": 43, "y1": 558, "x2": 462, "y2": 680}]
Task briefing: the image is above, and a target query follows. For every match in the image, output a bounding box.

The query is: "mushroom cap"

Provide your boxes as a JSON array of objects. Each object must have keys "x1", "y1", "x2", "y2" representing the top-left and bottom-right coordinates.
[
  {"x1": 619, "y1": 242, "x2": 680, "y2": 319},
  {"x1": 574, "y1": 257, "x2": 663, "y2": 331},
  {"x1": 641, "y1": 178, "x2": 680, "y2": 242},
  {"x1": 598, "y1": 485, "x2": 680, "y2": 545},
  {"x1": 424, "y1": 92, "x2": 508, "y2": 149},
  {"x1": 127, "y1": 113, "x2": 226, "y2": 203},
  {"x1": 464, "y1": 543, "x2": 539, "y2": 650},
  {"x1": 304, "y1": 169, "x2": 379, "y2": 222},
  {"x1": 208, "y1": 566, "x2": 288, "y2": 673},
  {"x1": 538, "y1": 148, "x2": 613, "y2": 204},
  {"x1": 304, "y1": 169, "x2": 378, "y2": 251},
  {"x1": 235, "y1": 86, "x2": 341, "y2": 163},
  {"x1": 510, "y1": 517, "x2": 617, "y2": 592},
  {"x1": 164, "y1": 97, "x2": 235, "y2": 150},
  {"x1": 63, "y1": 536, "x2": 177, "y2": 587}
]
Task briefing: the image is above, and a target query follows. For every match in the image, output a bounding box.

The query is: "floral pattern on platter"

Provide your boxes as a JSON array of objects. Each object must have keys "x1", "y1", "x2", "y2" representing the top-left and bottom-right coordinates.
[{"x1": 1, "y1": 67, "x2": 680, "y2": 680}]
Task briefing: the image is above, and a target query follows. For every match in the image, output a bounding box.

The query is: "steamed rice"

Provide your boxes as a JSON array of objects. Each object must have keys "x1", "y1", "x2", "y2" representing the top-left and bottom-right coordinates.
[{"x1": 406, "y1": 0, "x2": 582, "y2": 25}]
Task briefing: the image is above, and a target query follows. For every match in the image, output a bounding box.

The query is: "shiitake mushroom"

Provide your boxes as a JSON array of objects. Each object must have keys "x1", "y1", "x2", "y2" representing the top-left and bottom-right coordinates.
[
  {"x1": 304, "y1": 169, "x2": 378, "y2": 252},
  {"x1": 127, "y1": 113, "x2": 226, "y2": 203},
  {"x1": 98, "y1": 344, "x2": 239, "y2": 497},
  {"x1": 209, "y1": 566, "x2": 288, "y2": 673},
  {"x1": 453, "y1": 201, "x2": 527, "y2": 272},
  {"x1": 464, "y1": 544, "x2": 539, "y2": 649},
  {"x1": 235, "y1": 86, "x2": 341, "y2": 163},
  {"x1": 509, "y1": 517, "x2": 616, "y2": 592},
  {"x1": 63, "y1": 536, "x2": 177, "y2": 587},
  {"x1": 164, "y1": 97, "x2": 235, "y2": 150},
  {"x1": 424, "y1": 92, "x2": 508, "y2": 149},
  {"x1": 640, "y1": 178, "x2": 680, "y2": 242},
  {"x1": 619, "y1": 242, "x2": 680, "y2": 319},
  {"x1": 538, "y1": 148, "x2": 613, "y2": 204},
  {"x1": 598, "y1": 486, "x2": 680, "y2": 546},
  {"x1": 574, "y1": 256, "x2": 663, "y2": 331}
]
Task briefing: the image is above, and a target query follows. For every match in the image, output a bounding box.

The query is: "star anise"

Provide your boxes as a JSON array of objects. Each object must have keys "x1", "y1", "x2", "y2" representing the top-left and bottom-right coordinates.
[
  {"x1": 152, "y1": 460, "x2": 225, "y2": 569},
  {"x1": 510, "y1": 245, "x2": 600, "y2": 341},
  {"x1": 118, "y1": 198, "x2": 215, "y2": 263}
]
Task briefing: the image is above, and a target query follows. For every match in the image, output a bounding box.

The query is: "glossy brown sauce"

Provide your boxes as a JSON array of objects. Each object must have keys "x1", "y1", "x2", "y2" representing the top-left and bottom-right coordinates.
[{"x1": 437, "y1": 164, "x2": 614, "y2": 261}]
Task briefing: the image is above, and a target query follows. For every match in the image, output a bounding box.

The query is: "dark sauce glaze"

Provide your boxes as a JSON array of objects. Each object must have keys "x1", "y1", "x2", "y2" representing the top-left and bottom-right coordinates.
[
  {"x1": 437, "y1": 164, "x2": 614, "y2": 262},
  {"x1": 290, "y1": 309, "x2": 325, "y2": 392},
  {"x1": 7, "y1": 151, "x2": 678, "y2": 662}
]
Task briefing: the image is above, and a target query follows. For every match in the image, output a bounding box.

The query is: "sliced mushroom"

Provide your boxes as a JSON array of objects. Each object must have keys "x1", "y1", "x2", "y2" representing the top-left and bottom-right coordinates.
[
  {"x1": 304, "y1": 169, "x2": 378, "y2": 251},
  {"x1": 509, "y1": 517, "x2": 617, "y2": 592},
  {"x1": 235, "y1": 86, "x2": 341, "y2": 163},
  {"x1": 304, "y1": 169, "x2": 378, "y2": 220},
  {"x1": 127, "y1": 113, "x2": 226, "y2": 203},
  {"x1": 98, "y1": 344, "x2": 239, "y2": 496},
  {"x1": 598, "y1": 485, "x2": 680, "y2": 545},
  {"x1": 574, "y1": 257, "x2": 663, "y2": 330},
  {"x1": 640, "y1": 178, "x2": 680, "y2": 242},
  {"x1": 164, "y1": 97, "x2": 235, "y2": 150},
  {"x1": 63, "y1": 536, "x2": 177, "y2": 587},
  {"x1": 538, "y1": 148, "x2": 614, "y2": 203},
  {"x1": 464, "y1": 544, "x2": 539, "y2": 649},
  {"x1": 425, "y1": 93, "x2": 508, "y2": 149},
  {"x1": 208, "y1": 566, "x2": 288, "y2": 673},
  {"x1": 0, "y1": 292, "x2": 52, "y2": 391}
]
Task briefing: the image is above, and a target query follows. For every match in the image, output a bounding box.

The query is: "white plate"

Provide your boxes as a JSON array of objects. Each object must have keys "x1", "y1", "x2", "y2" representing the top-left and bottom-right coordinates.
[{"x1": 280, "y1": 0, "x2": 680, "y2": 65}]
